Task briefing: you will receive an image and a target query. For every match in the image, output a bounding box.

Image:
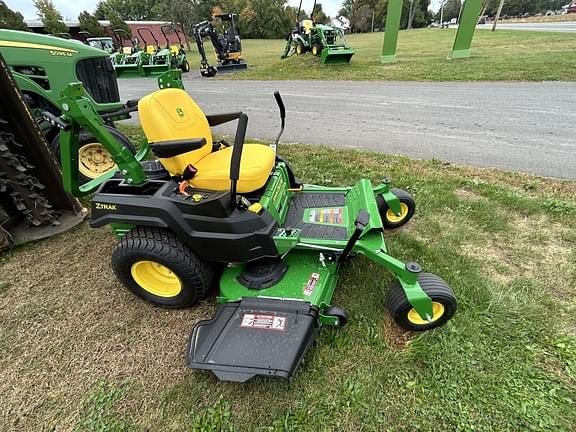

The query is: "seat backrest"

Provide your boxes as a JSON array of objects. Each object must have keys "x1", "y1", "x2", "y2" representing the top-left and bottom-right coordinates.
[
  {"x1": 170, "y1": 45, "x2": 179, "y2": 54},
  {"x1": 122, "y1": 46, "x2": 132, "y2": 54},
  {"x1": 138, "y1": 89, "x2": 213, "y2": 176},
  {"x1": 146, "y1": 45, "x2": 155, "y2": 54}
]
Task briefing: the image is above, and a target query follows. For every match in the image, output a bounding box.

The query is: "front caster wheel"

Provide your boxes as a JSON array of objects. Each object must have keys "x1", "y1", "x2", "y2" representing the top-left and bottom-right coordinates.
[
  {"x1": 111, "y1": 227, "x2": 215, "y2": 308},
  {"x1": 386, "y1": 273, "x2": 456, "y2": 331},
  {"x1": 377, "y1": 188, "x2": 416, "y2": 229},
  {"x1": 323, "y1": 305, "x2": 348, "y2": 327}
]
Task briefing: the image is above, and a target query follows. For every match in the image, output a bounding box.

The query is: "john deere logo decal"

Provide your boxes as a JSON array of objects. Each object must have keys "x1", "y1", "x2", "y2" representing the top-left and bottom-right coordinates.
[{"x1": 176, "y1": 108, "x2": 184, "y2": 117}]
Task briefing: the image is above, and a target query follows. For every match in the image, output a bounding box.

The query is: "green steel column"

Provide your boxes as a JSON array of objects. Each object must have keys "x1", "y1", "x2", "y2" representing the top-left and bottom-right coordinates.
[
  {"x1": 381, "y1": 0, "x2": 403, "y2": 64},
  {"x1": 448, "y1": 0, "x2": 484, "y2": 59}
]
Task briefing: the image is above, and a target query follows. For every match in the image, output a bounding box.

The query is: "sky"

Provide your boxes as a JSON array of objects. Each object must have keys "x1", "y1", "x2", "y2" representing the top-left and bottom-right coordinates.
[{"x1": 7, "y1": 0, "x2": 442, "y2": 21}]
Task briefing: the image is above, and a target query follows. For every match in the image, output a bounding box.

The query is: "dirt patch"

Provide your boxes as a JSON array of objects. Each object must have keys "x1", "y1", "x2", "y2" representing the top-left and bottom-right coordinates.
[
  {"x1": 0, "y1": 223, "x2": 217, "y2": 431},
  {"x1": 453, "y1": 188, "x2": 488, "y2": 202},
  {"x1": 382, "y1": 315, "x2": 412, "y2": 349}
]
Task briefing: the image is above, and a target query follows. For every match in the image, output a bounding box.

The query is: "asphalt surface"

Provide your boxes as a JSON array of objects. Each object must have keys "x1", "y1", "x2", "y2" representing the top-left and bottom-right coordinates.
[
  {"x1": 477, "y1": 21, "x2": 576, "y2": 32},
  {"x1": 119, "y1": 78, "x2": 576, "y2": 180}
]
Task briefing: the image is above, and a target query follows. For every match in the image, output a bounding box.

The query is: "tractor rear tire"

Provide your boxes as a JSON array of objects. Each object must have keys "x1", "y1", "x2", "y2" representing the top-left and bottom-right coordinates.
[
  {"x1": 181, "y1": 60, "x2": 190, "y2": 73},
  {"x1": 111, "y1": 227, "x2": 216, "y2": 308},
  {"x1": 51, "y1": 125, "x2": 136, "y2": 185},
  {"x1": 377, "y1": 188, "x2": 416, "y2": 229},
  {"x1": 386, "y1": 272, "x2": 457, "y2": 332},
  {"x1": 296, "y1": 43, "x2": 306, "y2": 55}
]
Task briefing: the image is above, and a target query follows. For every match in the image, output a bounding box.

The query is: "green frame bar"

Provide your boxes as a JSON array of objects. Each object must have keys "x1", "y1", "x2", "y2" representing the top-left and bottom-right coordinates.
[
  {"x1": 381, "y1": 0, "x2": 403, "y2": 64},
  {"x1": 449, "y1": 0, "x2": 484, "y2": 59}
]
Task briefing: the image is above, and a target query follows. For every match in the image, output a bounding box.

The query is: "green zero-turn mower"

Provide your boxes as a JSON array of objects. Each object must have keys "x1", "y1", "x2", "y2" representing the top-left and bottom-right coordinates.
[
  {"x1": 137, "y1": 27, "x2": 172, "y2": 77},
  {"x1": 282, "y1": 0, "x2": 355, "y2": 64},
  {"x1": 160, "y1": 24, "x2": 190, "y2": 73},
  {"x1": 0, "y1": 29, "x2": 137, "y2": 185},
  {"x1": 46, "y1": 70, "x2": 456, "y2": 382}
]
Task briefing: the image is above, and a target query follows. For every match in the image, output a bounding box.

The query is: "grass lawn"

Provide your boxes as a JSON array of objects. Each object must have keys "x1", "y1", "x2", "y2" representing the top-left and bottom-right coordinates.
[
  {"x1": 1, "y1": 130, "x2": 575, "y2": 431},
  {"x1": 186, "y1": 28, "x2": 576, "y2": 81}
]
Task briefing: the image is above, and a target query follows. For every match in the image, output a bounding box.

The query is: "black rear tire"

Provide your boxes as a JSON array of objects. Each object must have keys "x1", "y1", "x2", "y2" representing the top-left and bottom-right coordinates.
[
  {"x1": 111, "y1": 227, "x2": 215, "y2": 308},
  {"x1": 296, "y1": 43, "x2": 306, "y2": 55},
  {"x1": 377, "y1": 188, "x2": 416, "y2": 229},
  {"x1": 386, "y1": 272, "x2": 457, "y2": 331}
]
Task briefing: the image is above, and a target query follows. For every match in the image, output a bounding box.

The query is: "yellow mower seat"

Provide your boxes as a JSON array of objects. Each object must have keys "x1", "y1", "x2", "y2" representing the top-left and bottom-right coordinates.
[{"x1": 138, "y1": 88, "x2": 275, "y2": 193}]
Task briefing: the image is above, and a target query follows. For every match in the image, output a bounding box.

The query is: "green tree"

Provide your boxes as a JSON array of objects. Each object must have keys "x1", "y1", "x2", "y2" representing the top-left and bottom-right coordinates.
[
  {"x1": 311, "y1": 2, "x2": 330, "y2": 23},
  {"x1": 0, "y1": 1, "x2": 29, "y2": 31},
  {"x1": 95, "y1": 0, "x2": 161, "y2": 21},
  {"x1": 78, "y1": 10, "x2": 106, "y2": 37},
  {"x1": 108, "y1": 10, "x2": 132, "y2": 38},
  {"x1": 338, "y1": 0, "x2": 355, "y2": 17},
  {"x1": 33, "y1": 0, "x2": 68, "y2": 34}
]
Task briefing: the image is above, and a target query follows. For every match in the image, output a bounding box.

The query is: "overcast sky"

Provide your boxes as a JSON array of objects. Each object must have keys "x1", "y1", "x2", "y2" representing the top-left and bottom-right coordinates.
[{"x1": 6, "y1": 0, "x2": 441, "y2": 21}]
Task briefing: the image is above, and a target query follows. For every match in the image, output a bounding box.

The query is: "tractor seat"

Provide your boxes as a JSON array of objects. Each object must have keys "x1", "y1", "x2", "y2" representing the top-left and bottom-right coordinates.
[{"x1": 138, "y1": 88, "x2": 275, "y2": 193}]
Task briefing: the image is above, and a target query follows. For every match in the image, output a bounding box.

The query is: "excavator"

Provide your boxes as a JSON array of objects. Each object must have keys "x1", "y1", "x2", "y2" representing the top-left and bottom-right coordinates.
[{"x1": 192, "y1": 13, "x2": 247, "y2": 77}]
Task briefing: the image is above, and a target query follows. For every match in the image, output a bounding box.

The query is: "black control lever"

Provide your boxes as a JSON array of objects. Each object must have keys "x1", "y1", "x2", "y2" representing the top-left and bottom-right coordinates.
[
  {"x1": 339, "y1": 209, "x2": 370, "y2": 262},
  {"x1": 273, "y1": 91, "x2": 285, "y2": 152},
  {"x1": 42, "y1": 111, "x2": 71, "y2": 131}
]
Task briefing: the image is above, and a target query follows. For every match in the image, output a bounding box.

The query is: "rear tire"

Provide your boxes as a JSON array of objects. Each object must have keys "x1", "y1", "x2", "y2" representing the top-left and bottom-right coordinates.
[
  {"x1": 111, "y1": 227, "x2": 215, "y2": 308},
  {"x1": 181, "y1": 60, "x2": 190, "y2": 72},
  {"x1": 296, "y1": 43, "x2": 306, "y2": 55},
  {"x1": 386, "y1": 272, "x2": 457, "y2": 331}
]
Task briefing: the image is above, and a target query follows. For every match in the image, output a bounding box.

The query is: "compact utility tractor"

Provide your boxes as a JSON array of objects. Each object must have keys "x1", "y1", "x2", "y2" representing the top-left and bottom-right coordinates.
[
  {"x1": 160, "y1": 24, "x2": 190, "y2": 73},
  {"x1": 282, "y1": 0, "x2": 355, "y2": 64},
  {"x1": 0, "y1": 29, "x2": 136, "y2": 185},
  {"x1": 193, "y1": 13, "x2": 247, "y2": 77},
  {"x1": 47, "y1": 71, "x2": 456, "y2": 382}
]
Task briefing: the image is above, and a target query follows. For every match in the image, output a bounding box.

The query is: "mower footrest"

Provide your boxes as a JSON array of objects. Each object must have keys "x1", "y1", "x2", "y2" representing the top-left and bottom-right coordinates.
[{"x1": 186, "y1": 298, "x2": 318, "y2": 382}]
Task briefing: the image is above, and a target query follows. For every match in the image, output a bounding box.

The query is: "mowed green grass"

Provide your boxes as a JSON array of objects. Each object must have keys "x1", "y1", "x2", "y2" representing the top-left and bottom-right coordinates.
[
  {"x1": 186, "y1": 28, "x2": 576, "y2": 81},
  {"x1": 1, "y1": 134, "x2": 575, "y2": 431}
]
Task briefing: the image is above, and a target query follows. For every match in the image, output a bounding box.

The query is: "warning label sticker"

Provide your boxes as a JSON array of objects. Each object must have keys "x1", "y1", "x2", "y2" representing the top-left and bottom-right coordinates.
[
  {"x1": 240, "y1": 314, "x2": 287, "y2": 331},
  {"x1": 304, "y1": 272, "x2": 320, "y2": 296},
  {"x1": 308, "y1": 208, "x2": 343, "y2": 225}
]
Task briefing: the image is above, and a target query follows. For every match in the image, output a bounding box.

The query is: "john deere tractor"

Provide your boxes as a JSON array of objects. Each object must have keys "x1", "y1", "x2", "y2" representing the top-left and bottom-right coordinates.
[
  {"x1": 0, "y1": 29, "x2": 135, "y2": 185},
  {"x1": 282, "y1": 0, "x2": 354, "y2": 64}
]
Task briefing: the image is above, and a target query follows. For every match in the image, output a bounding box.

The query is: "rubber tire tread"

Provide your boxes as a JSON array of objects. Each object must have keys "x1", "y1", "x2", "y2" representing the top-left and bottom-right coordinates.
[
  {"x1": 378, "y1": 188, "x2": 416, "y2": 229},
  {"x1": 386, "y1": 272, "x2": 456, "y2": 332},
  {"x1": 111, "y1": 227, "x2": 215, "y2": 308}
]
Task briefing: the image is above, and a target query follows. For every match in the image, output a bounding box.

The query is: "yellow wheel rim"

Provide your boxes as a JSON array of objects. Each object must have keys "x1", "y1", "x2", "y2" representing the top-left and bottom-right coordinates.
[
  {"x1": 131, "y1": 261, "x2": 182, "y2": 298},
  {"x1": 386, "y1": 203, "x2": 409, "y2": 224},
  {"x1": 78, "y1": 143, "x2": 116, "y2": 179},
  {"x1": 296, "y1": 45, "x2": 303, "y2": 54},
  {"x1": 407, "y1": 301, "x2": 445, "y2": 325},
  {"x1": 312, "y1": 46, "x2": 318, "y2": 55}
]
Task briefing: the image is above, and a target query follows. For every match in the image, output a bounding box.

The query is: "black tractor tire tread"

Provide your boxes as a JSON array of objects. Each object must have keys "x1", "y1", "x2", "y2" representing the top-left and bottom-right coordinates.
[{"x1": 112, "y1": 227, "x2": 215, "y2": 308}]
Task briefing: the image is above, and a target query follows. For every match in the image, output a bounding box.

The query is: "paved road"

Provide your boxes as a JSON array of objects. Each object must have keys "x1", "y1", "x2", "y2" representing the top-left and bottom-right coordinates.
[
  {"x1": 477, "y1": 21, "x2": 576, "y2": 32},
  {"x1": 119, "y1": 78, "x2": 576, "y2": 179}
]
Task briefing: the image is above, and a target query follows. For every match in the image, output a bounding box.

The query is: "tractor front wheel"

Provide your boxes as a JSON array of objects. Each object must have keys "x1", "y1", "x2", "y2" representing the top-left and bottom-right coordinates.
[
  {"x1": 377, "y1": 188, "x2": 416, "y2": 229},
  {"x1": 296, "y1": 43, "x2": 306, "y2": 55},
  {"x1": 51, "y1": 125, "x2": 136, "y2": 185},
  {"x1": 386, "y1": 273, "x2": 457, "y2": 331},
  {"x1": 311, "y1": 44, "x2": 322, "y2": 56},
  {"x1": 111, "y1": 227, "x2": 216, "y2": 308}
]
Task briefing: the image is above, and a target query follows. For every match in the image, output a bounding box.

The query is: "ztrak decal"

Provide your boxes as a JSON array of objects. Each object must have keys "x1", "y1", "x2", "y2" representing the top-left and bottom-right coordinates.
[
  {"x1": 240, "y1": 313, "x2": 286, "y2": 331},
  {"x1": 304, "y1": 272, "x2": 319, "y2": 296},
  {"x1": 95, "y1": 203, "x2": 117, "y2": 210}
]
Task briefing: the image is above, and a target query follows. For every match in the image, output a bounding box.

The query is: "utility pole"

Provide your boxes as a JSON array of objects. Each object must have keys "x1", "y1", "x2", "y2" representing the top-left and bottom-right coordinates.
[
  {"x1": 492, "y1": 0, "x2": 505, "y2": 31},
  {"x1": 371, "y1": 9, "x2": 375, "y2": 32},
  {"x1": 440, "y1": 0, "x2": 447, "y2": 26}
]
